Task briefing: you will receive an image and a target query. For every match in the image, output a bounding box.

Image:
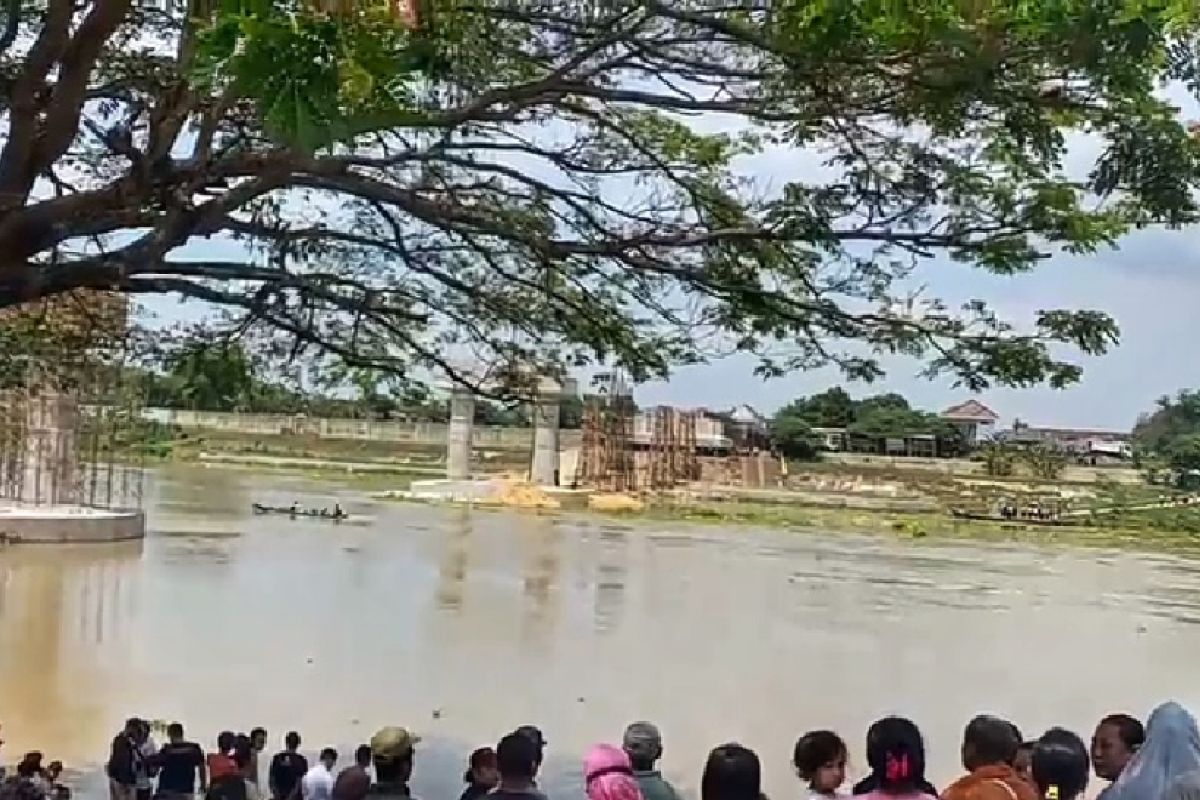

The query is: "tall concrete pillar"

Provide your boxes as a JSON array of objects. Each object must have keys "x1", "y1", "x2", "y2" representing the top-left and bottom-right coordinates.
[
  {"x1": 446, "y1": 388, "x2": 475, "y2": 480},
  {"x1": 530, "y1": 395, "x2": 562, "y2": 487}
]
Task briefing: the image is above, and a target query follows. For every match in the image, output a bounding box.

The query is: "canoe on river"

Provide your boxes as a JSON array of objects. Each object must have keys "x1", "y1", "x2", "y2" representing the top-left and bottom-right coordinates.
[
  {"x1": 949, "y1": 509, "x2": 1076, "y2": 527},
  {"x1": 251, "y1": 503, "x2": 349, "y2": 521}
]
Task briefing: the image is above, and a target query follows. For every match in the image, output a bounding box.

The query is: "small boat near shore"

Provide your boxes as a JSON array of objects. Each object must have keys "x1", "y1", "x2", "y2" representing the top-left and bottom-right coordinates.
[
  {"x1": 251, "y1": 503, "x2": 349, "y2": 522},
  {"x1": 949, "y1": 508, "x2": 1077, "y2": 527}
]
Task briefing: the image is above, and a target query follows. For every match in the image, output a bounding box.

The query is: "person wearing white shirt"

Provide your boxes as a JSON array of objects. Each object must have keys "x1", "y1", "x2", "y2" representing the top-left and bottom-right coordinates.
[{"x1": 302, "y1": 749, "x2": 338, "y2": 800}]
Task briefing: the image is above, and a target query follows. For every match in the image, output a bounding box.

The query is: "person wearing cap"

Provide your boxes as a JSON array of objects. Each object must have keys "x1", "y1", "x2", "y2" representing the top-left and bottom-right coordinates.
[
  {"x1": 367, "y1": 728, "x2": 419, "y2": 800},
  {"x1": 491, "y1": 733, "x2": 548, "y2": 800},
  {"x1": 623, "y1": 722, "x2": 680, "y2": 800}
]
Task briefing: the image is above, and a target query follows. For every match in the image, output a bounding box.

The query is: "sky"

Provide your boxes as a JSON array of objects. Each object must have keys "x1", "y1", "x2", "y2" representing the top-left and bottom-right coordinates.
[{"x1": 149, "y1": 85, "x2": 1200, "y2": 434}]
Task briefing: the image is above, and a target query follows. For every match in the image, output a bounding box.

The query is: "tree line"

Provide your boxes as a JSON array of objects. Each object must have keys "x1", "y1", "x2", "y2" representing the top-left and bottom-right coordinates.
[
  {"x1": 770, "y1": 388, "x2": 964, "y2": 460},
  {"x1": 142, "y1": 341, "x2": 584, "y2": 428},
  {"x1": 1133, "y1": 391, "x2": 1200, "y2": 474}
]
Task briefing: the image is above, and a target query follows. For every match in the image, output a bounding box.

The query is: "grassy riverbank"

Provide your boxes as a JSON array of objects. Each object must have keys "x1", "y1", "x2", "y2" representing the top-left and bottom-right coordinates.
[
  {"x1": 627, "y1": 499, "x2": 1200, "y2": 553},
  {"x1": 161, "y1": 436, "x2": 1200, "y2": 553}
]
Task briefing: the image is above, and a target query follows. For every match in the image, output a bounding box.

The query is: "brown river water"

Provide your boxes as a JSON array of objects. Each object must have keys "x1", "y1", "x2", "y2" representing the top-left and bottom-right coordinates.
[{"x1": 3, "y1": 467, "x2": 1200, "y2": 799}]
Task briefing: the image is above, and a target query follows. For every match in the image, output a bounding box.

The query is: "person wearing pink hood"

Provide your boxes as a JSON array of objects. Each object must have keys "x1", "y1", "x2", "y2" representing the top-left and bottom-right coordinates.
[{"x1": 584, "y1": 745, "x2": 644, "y2": 800}]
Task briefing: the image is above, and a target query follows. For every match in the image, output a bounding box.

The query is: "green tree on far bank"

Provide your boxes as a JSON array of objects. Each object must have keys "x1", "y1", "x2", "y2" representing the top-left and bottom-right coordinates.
[
  {"x1": 772, "y1": 388, "x2": 965, "y2": 457},
  {"x1": 770, "y1": 406, "x2": 821, "y2": 460},
  {"x1": 1134, "y1": 392, "x2": 1200, "y2": 455},
  {"x1": 1166, "y1": 434, "x2": 1200, "y2": 473}
]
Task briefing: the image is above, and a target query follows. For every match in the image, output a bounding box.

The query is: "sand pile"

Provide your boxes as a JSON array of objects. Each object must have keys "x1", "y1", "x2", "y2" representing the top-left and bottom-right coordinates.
[
  {"x1": 588, "y1": 493, "x2": 645, "y2": 513},
  {"x1": 490, "y1": 478, "x2": 560, "y2": 509}
]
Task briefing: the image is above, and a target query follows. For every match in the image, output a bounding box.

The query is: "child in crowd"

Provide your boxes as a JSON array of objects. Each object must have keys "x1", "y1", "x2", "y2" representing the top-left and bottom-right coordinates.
[
  {"x1": 794, "y1": 731, "x2": 847, "y2": 799},
  {"x1": 855, "y1": 717, "x2": 938, "y2": 800},
  {"x1": 1030, "y1": 729, "x2": 1089, "y2": 800}
]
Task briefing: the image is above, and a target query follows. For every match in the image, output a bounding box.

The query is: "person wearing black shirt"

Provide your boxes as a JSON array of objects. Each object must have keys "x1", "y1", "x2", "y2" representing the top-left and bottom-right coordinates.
[
  {"x1": 108, "y1": 719, "x2": 142, "y2": 800},
  {"x1": 268, "y1": 732, "x2": 309, "y2": 800},
  {"x1": 155, "y1": 723, "x2": 206, "y2": 800}
]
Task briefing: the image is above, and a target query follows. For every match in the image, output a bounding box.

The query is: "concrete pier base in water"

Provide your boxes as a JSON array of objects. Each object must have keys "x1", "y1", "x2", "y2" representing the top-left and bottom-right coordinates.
[{"x1": 0, "y1": 505, "x2": 145, "y2": 544}]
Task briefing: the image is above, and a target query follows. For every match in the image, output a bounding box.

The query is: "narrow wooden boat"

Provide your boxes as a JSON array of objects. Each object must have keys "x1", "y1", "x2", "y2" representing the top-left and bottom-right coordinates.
[
  {"x1": 251, "y1": 503, "x2": 348, "y2": 521},
  {"x1": 949, "y1": 509, "x2": 1076, "y2": 527}
]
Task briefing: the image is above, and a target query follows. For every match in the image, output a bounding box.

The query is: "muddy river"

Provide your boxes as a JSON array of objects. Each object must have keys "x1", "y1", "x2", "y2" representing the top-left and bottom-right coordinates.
[{"x1": 2, "y1": 467, "x2": 1199, "y2": 798}]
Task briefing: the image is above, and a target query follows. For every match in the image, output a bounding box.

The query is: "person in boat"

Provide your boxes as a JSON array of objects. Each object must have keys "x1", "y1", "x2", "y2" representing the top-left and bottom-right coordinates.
[
  {"x1": 942, "y1": 715, "x2": 1037, "y2": 800},
  {"x1": 1030, "y1": 729, "x2": 1089, "y2": 800}
]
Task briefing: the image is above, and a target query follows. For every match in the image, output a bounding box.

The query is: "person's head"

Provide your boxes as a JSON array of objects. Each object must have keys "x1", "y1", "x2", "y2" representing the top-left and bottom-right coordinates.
[
  {"x1": 45, "y1": 762, "x2": 61, "y2": 782},
  {"x1": 622, "y1": 722, "x2": 663, "y2": 771},
  {"x1": 233, "y1": 745, "x2": 253, "y2": 775},
  {"x1": 167, "y1": 723, "x2": 185, "y2": 744},
  {"x1": 123, "y1": 718, "x2": 142, "y2": 739},
  {"x1": 1014, "y1": 742, "x2": 1035, "y2": 782},
  {"x1": 234, "y1": 735, "x2": 253, "y2": 761},
  {"x1": 496, "y1": 733, "x2": 539, "y2": 786},
  {"x1": 217, "y1": 731, "x2": 236, "y2": 755},
  {"x1": 1092, "y1": 714, "x2": 1144, "y2": 782},
  {"x1": 16, "y1": 753, "x2": 42, "y2": 779},
  {"x1": 1032, "y1": 728, "x2": 1090, "y2": 800},
  {"x1": 355, "y1": 745, "x2": 372, "y2": 769},
  {"x1": 370, "y1": 727, "x2": 418, "y2": 784},
  {"x1": 865, "y1": 717, "x2": 927, "y2": 795},
  {"x1": 963, "y1": 715, "x2": 1021, "y2": 772},
  {"x1": 285, "y1": 732, "x2": 302, "y2": 752},
  {"x1": 514, "y1": 726, "x2": 547, "y2": 769},
  {"x1": 793, "y1": 731, "x2": 847, "y2": 795},
  {"x1": 332, "y1": 768, "x2": 371, "y2": 800},
  {"x1": 251, "y1": 728, "x2": 268, "y2": 752},
  {"x1": 464, "y1": 748, "x2": 498, "y2": 789},
  {"x1": 320, "y1": 749, "x2": 338, "y2": 770},
  {"x1": 583, "y1": 744, "x2": 640, "y2": 800},
  {"x1": 701, "y1": 743, "x2": 761, "y2": 800}
]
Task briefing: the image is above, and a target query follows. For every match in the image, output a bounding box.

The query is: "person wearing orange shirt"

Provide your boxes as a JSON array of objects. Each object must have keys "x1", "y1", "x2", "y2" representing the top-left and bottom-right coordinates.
[{"x1": 942, "y1": 717, "x2": 1038, "y2": 800}]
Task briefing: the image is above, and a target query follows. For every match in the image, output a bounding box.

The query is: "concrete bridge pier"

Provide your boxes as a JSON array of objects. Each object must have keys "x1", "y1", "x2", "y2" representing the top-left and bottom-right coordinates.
[
  {"x1": 531, "y1": 397, "x2": 562, "y2": 487},
  {"x1": 446, "y1": 388, "x2": 475, "y2": 480},
  {"x1": 530, "y1": 377, "x2": 576, "y2": 487}
]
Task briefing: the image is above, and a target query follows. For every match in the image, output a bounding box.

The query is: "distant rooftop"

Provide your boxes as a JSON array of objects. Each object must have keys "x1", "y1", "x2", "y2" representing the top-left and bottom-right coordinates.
[{"x1": 941, "y1": 399, "x2": 1000, "y2": 423}]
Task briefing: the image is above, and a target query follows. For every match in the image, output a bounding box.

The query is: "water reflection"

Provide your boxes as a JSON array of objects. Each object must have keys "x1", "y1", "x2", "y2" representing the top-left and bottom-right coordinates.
[
  {"x1": 592, "y1": 526, "x2": 628, "y2": 635},
  {"x1": 520, "y1": 515, "x2": 561, "y2": 647},
  {"x1": 0, "y1": 541, "x2": 144, "y2": 766},
  {"x1": 436, "y1": 508, "x2": 472, "y2": 613}
]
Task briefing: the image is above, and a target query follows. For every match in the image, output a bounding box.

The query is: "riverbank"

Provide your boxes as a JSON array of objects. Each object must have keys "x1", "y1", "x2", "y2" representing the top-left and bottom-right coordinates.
[{"x1": 153, "y1": 439, "x2": 1200, "y2": 553}]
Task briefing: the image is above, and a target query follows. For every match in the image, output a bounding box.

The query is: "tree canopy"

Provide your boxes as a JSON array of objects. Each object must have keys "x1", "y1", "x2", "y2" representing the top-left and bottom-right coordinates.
[
  {"x1": 3, "y1": 1, "x2": 1200, "y2": 390},
  {"x1": 770, "y1": 387, "x2": 963, "y2": 457},
  {"x1": 1133, "y1": 390, "x2": 1200, "y2": 461}
]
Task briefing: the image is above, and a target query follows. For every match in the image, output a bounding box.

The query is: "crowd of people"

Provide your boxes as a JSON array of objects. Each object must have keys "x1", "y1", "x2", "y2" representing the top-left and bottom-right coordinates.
[{"x1": 3, "y1": 701, "x2": 1198, "y2": 800}]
